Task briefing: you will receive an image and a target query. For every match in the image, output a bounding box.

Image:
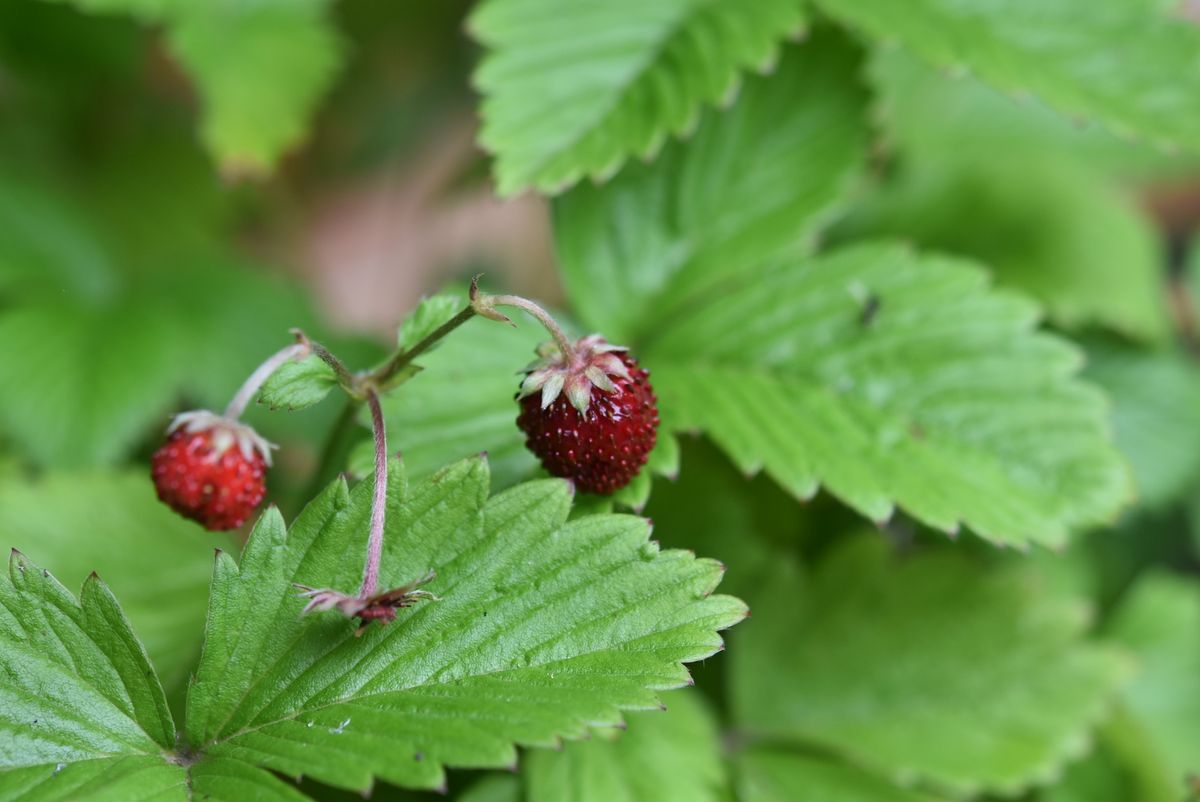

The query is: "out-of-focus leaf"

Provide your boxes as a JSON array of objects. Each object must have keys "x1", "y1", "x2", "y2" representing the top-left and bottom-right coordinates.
[
  {"x1": 46, "y1": 0, "x2": 342, "y2": 173},
  {"x1": 731, "y1": 537, "x2": 1130, "y2": 795},
  {"x1": 0, "y1": 264, "x2": 319, "y2": 469},
  {"x1": 0, "y1": 471, "x2": 229, "y2": 693},
  {"x1": 0, "y1": 295, "x2": 186, "y2": 468},
  {"x1": 839, "y1": 161, "x2": 1168, "y2": 342},
  {"x1": 1085, "y1": 346, "x2": 1200, "y2": 509},
  {"x1": 460, "y1": 776, "x2": 521, "y2": 802},
  {"x1": 737, "y1": 750, "x2": 940, "y2": 802},
  {"x1": 470, "y1": 0, "x2": 805, "y2": 195},
  {"x1": 525, "y1": 691, "x2": 726, "y2": 802},
  {"x1": 1042, "y1": 707, "x2": 1181, "y2": 802},
  {"x1": 0, "y1": 176, "x2": 117, "y2": 301},
  {"x1": 1107, "y1": 573, "x2": 1200, "y2": 784},
  {"x1": 813, "y1": 0, "x2": 1200, "y2": 155},
  {"x1": 867, "y1": 48, "x2": 1197, "y2": 180},
  {"x1": 556, "y1": 33, "x2": 868, "y2": 344}
]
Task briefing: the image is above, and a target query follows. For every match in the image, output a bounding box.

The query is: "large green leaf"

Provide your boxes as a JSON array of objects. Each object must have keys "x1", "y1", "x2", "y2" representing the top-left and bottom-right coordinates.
[
  {"x1": 866, "y1": 47, "x2": 1197, "y2": 180},
  {"x1": 736, "y1": 750, "x2": 940, "y2": 802},
  {"x1": 185, "y1": 457, "x2": 744, "y2": 793},
  {"x1": 813, "y1": 0, "x2": 1200, "y2": 154},
  {"x1": 47, "y1": 0, "x2": 341, "y2": 173},
  {"x1": 1041, "y1": 708, "x2": 1180, "y2": 802},
  {"x1": 0, "y1": 551, "x2": 185, "y2": 799},
  {"x1": 524, "y1": 691, "x2": 726, "y2": 802},
  {"x1": 731, "y1": 538, "x2": 1130, "y2": 795},
  {"x1": 1107, "y1": 573, "x2": 1200, "y2": 785},
  {"x1": 0, "y1": 294, "x2": 185, "y2": 468},
  {"x1": 644, "y1": 243, "x2": 1129, "y2": 547},
  {"x1": 555, "y1": 32, "x2": 867, "y2": 344},
  {"x1": 470, "y1": 0, "x2": 805, "y2": 195},
  {"x1": 0, "y1": 471, "x2": 228, "y2": 693},
  {"x1": 838, "y1": 160, "x2": 1168, "y2": 342},
  {"x1": 1085, "y1": 346, "x2": 1200, "y2": 510}
]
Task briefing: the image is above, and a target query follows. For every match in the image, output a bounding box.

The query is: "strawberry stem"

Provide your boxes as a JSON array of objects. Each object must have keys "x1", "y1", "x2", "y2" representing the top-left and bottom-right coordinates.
[
  {"x1": 358, "y1": 387, "x2": 388, "y2": 599},
  {"x1": 485, "y1": 294, "x2": 577, "y2": 365},
  {"x1": 224, "y1": 339, "x2": 312, "y2": 420},
  {"x1": 370, "y1": 304, "x2": 477, "y2": 388}
]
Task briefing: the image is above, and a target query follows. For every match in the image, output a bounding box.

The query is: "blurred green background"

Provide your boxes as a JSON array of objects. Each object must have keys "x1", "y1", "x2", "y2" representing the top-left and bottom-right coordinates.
[{"x1": 2, "y1": 1, "x2": 1200, "y2": 800}]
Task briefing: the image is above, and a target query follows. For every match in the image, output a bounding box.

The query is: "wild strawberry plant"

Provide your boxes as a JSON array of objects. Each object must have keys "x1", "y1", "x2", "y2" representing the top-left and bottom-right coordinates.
[{"x1": 1, "y1": 1, "x2": 1200, "y2": 801}]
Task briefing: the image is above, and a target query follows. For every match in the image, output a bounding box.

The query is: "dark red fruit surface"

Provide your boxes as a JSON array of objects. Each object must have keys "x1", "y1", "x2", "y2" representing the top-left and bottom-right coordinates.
[
  {"x1": 151, "y1": 428, "x2": 266, "y2": 531},
  {"x1": 517, "y1": 354, "x2": 659, "y2": 494}
]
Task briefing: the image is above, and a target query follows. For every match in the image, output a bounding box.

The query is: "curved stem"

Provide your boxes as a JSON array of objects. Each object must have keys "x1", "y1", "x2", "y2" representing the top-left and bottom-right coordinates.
[
  {"x1": 371, "y1": 304, "x2": 476, "y2": 387},
  {"x1": 224, "y1": 341, "x2": 311, "y2": 420},
  {"x1": 487, "y1": 294, "x2": 576, "y2": 363},
  {"x1": 358, "y1": 388, "x2": 387, "y2": 598},
  {"x1": 307, "y1": 338, "x2": 358, "y2": 393}
]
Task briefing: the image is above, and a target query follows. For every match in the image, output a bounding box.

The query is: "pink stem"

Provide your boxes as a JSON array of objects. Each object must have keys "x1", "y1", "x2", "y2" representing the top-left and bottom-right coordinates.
[
  {"x1": 359, "y1": 388, "x2": 388, "y2": 598},
  {"x1": 487, "y1": 294, "x2": 578, "y2": 366}
]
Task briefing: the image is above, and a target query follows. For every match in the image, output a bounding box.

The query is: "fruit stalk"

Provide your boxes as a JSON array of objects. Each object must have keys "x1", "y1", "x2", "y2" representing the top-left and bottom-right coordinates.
[
  {"x1": 483, "y1": 293, "x2": 578, "y2": 366},
  {"x1": 359, "y1": 387, "x2": 388, "y2": 598},
  {"x1": 371, "y1": 305, "x2": 477, "y2": 387}
]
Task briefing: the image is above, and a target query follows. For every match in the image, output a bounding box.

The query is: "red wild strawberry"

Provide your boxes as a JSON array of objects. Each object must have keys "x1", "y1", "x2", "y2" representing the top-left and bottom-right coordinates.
[
  {"x1": 150, "y1": 410, "x2": 273, "y2": 531},
  {"x1": 516, "y1": 335, "x2": 659, "y2": 494}
]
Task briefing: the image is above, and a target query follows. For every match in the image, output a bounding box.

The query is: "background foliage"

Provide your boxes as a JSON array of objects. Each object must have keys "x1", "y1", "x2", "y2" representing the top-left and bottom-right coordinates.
[{"x1": 1, "y1": 0, "x2": 1199, "y2": 800}]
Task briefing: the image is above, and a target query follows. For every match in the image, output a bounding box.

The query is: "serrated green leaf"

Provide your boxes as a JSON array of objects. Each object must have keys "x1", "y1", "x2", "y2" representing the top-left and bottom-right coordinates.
[
  {"x1": 0, "y1": 756, "x2": 186, "y2": 802},
  {"x1": 731, "y1": 538, "x2": 1130, "y2": 795},
  {"x1": 737, "y1": 750, "x2": 940, "y2": 802},
  {"x1": 1107, "y1": 574, "x2": 1200, "y2": 784},
  {"x1": 185, "y1": 457, "x2": 744, "y2": 793},
  {"x1": 645, "y1": 243, "x2": 1129, "y2": 547},
  {"x1": 0, "y1": 471, "x2": 228, "y2": 695},
  {"x1": 397, "y1": 294, "x2": 468, "y2": 353},
  {"x1": 187, "y1": 757, "x2": 312, "y2": 802},
  {"x1": 838, "y1": 160, "x2": 1168, "y2": 342},
  {"x1": 47, "y1": 0, "x2": 341, "y2": 173},
  {"x1": 813, "y1": 0, "x2": 1200, "y2": 154},
  {"x1": 260, "y1": 355, "x2": 339, "y2": 412},
  {"x1": 0, "y1": 551, "x2": 182, "y2": 791},
  {"x1": 470, "y1": 0, "x2": 805, "y2": 195},
  {"x1": 525, "y1": 691, "x2": 726, "y2": 802},
  {"x1": 1085, "y1": 346, "x2": 1200, "y2": 510},
  {"x1": 555, "y1": 32, "x2": 868, "y2": 343},
  {"x1": 376, "y1": 315, "x2": 545, "y2": 488}
]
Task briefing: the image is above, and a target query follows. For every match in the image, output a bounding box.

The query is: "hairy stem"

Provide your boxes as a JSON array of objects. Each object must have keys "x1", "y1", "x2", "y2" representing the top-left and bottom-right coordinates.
[
  {"x1": 370, "y1": 305, "x2": 476, "y2": 387},
  {"x1": 487, "y1": 294, "x2": 577, "y2": 363},
  {"x1": 306, "y1": 338, "x2": 358, "y2": 393},
  {"x1": 224, "y1": 341, "x2": 311, "y2": 420},
  {"x1": 359, "y1": 388, "x2": 388, "y2": 598}
]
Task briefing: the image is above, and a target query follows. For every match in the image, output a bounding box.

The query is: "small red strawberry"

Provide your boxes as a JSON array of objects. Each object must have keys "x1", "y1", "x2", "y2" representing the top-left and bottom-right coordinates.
[
  {"x1": 516, "y1": 335, "x2": 659, "y2": 494},
  {"x1": 150, "y1": 410, "x2": 273, "y2": 531}
]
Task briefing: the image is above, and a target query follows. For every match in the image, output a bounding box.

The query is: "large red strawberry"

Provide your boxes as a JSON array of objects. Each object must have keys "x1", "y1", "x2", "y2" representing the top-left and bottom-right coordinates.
[
  {"x1": 150, "y1": 410, "x2": 273, "y2": 531},
  {"x1": 516, "y1": 335, "x2": 659, "y2": 494}
]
